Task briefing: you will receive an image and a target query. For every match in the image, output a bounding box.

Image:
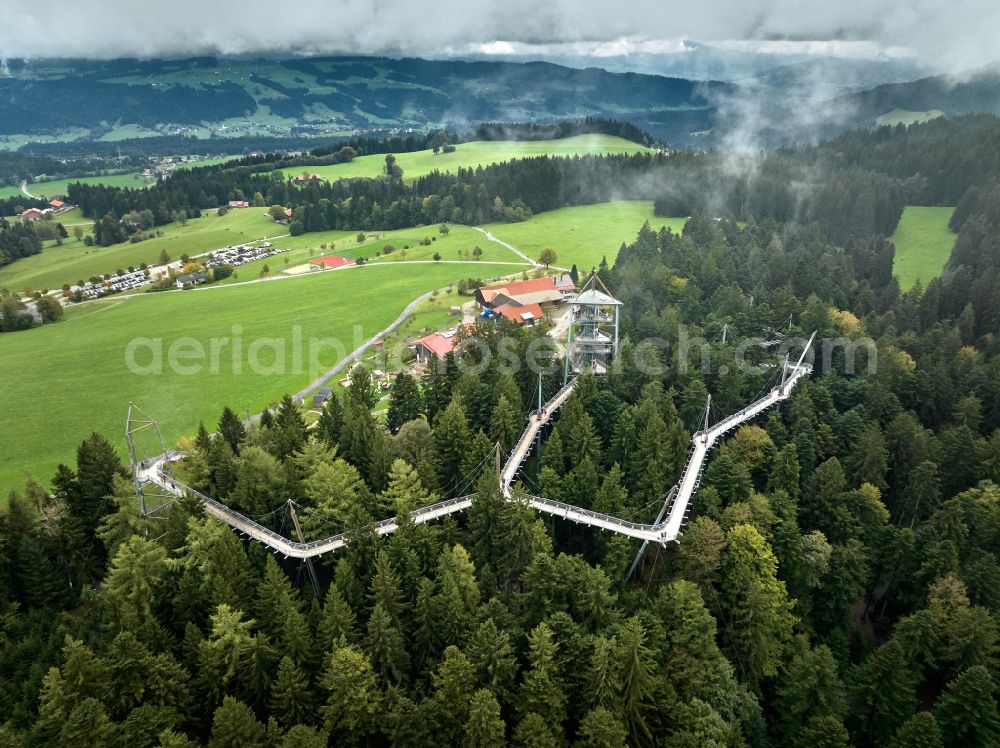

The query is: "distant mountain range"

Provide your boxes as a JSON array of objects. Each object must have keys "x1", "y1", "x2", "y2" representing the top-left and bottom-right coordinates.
[
  {"x1": 0, "y1": 54, "x2": 998, "y2": 151},
  {"x1": 744, "y1": 57, "x2": 933, "y2": 97},
  {"x1": 837, "y1": 63, "x2": 1000, "y2": 121}
]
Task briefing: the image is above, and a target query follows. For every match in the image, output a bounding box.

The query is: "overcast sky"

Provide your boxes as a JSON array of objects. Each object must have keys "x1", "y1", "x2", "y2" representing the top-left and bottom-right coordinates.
[{"x1": 3, "y1": 0, "x2": 995, "y2": 73}]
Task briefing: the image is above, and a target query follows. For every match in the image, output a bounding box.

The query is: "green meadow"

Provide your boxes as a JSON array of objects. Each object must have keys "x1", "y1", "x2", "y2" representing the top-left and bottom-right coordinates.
[
  {"x1": 0, "y1": 199, "x2": 668, "y2": 294},
  {"x1": 876, "y1": 109, "x2": 945, "y2": 127},
  {"x1": 0, "y1": 261, "x2": 526, "y2": 497},
  {"x1": 0, "y1": 209, "x2": 285, "y2": 292},
  {"x1": 0, "y1": 156, "x2": 239, "y2": 200},
  {"x1": 276, "y1": 135, "x2": 651, "y2": 182},
  {"x1": 483, "y1": 201, "x2": 688, "y2": 270},
  {"x1": 890, "y1": 206, "x2": 956, "y2": 289},
  {"x1": 0, "y1": 172, "x2": 155, "y2": 200},
  {"x1": 2, "y1": 208, "x2": 94, "y2": 231},
  {"x1": 221, "y1": 224, "x2": 530, "y2": 283}
]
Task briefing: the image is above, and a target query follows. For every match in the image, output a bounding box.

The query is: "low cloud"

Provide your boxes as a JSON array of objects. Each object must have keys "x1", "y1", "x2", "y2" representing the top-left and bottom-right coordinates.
[{"x1": 1, "y1": 0, "x2": 995, "y2": 73}]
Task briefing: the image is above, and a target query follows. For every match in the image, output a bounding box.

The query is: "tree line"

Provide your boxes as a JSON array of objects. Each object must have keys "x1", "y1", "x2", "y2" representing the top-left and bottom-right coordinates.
[
  {"x1": 69, "y1": 144, "x2": 909, "y2": 251},
  {"x1": 69, "y1": 115, "x2": 1000, "y2": 256},
  {"x1": 473, "y1": 117, "x2": 663, "y2": 148}
]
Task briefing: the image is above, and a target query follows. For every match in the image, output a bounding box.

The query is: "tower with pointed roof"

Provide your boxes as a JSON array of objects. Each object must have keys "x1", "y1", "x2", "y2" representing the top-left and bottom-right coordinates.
[{"x1": 563, "y1": 273, "x2": 622, "y2": 383}]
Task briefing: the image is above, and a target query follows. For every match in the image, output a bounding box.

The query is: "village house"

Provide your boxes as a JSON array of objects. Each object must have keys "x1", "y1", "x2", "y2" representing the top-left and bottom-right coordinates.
[
  {"x1": 227, "y1": 200, "x2": 249, "y2": 209},
  {"x1": 175, "y1": 270, "x2": 208, "y2": 288},
  {"x1": 474, "y1": 274, "x2": 574, "y2": 309},
  {"x1": 411, "y1": 323, "x2": 474, "y2": 364},
  {"x1": 473, "y1": 273, "x2": 575, "y2": 326},
  {"x1": 19, "y1": 208, "x2": 45, "y2": 222},
  {"x1": 490, "y1": 301, "x2": 544, "y2": 326},
  {"x1": 311, "y1": 386, "x2": 333, "y2": 408}
]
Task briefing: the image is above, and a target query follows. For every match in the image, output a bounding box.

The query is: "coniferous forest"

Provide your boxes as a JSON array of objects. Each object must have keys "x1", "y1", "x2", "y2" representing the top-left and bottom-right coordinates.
[{"x1": 3, "y1": 115, "x2": 1000, "y2": 747}]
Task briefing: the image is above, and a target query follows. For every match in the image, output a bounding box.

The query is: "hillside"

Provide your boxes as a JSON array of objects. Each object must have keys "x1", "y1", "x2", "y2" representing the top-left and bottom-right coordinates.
[
  {"x1": 7, "y1": 55, "x2": 1000, "y2": 153},
  {"x1": 274, "y1": 135, "x2": 650, "y2": 182},
  {"x1": 839, "y1": 64, "x2": 1000, "y2": 125},
  {"x1": 747, "y1": 57, "x2": 930, "y2": 96},
  {"x1": 0, "y1": 56, "x2": 730, "y2": 146}
]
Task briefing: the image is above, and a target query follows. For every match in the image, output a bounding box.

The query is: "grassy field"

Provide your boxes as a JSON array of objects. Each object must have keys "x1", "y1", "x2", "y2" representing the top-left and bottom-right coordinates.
[
  {"x1": 276, "y1": 135, "x2": 651, "y2": 183},
  {"x1": 99, "y1": 124, "x2": 162, "y2": 141},
  {"x1": 0, "y1": 209, "x2": 285, "y2": 292},
  {"x1": 876, "y1": 109, "x2": 945, "y2": 127},
  {"x1": 483, "y1": 201, "x2": 688, "y2": 270},
  {"x1": 3, "y1": 208, "x2": 94, "y2": 230},
  {"x1": 0, "y1": 172, "x2": 155, "y2": 200},
  {"x1": 890, "y1": 206, "x2": 956, "y2": 289},
  {"x1": 0, "y1": 199, "x2": 666, "y2": 294},
  {"x1": 0, "y1": 261, "x2": 527, "y2": 497},
  {"x1": 0, "y1": 130, "x2": 91, "y2": 153},
  {"x1": 0, "y1": 156, "x2": 237, "y2": 200},
  {"x1": 223, "y1": 225, "x2": 529, "y2": 283}
]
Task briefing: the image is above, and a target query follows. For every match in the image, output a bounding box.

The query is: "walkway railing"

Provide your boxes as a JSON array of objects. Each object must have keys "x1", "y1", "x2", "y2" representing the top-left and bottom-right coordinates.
[
  {"x1": 142, "y1": 461, "x2": 474, "y2": 559},
  {"x1": 500, "y1": 378, "x2": 578, "y2": 495},
  {"x1": 136, "y1": 359, "x2": 812, "y2": 556}
]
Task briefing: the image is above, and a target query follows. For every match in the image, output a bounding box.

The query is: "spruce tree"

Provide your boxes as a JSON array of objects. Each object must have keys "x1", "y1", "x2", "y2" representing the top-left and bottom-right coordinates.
[
  {"x1": 593, "y1": 463, "x2": 628, "y2": 515},
  {"x1": 460, "y1": 429, "x2": 494, "y2": 488},
  {"x1": 577, "y1": 706, "x2": 628, "y2": 747},
  {"x1": 847, "y1": 640, "x2": 918, "y2": 743},
  {"x1": 364, "y1": 603, "x2": 410, "y2": 684},
  {"x1": 617, "y1": 617, "x2": 657, "y2": 744},
  {"x1": 59, "y1": 699, "x2": 118, "y2": 746},
  {"x1": 462, "y1": 689, "x2": 505, "y2": 748},
  {"x1": 777, "y1": 642, "x2": 846, "y2": 738},
  {"x1": 207, "y1": 696, "x2": 266, "y2": 748},
  {"x1": 433, "y1": 395, "x2": 472, "y2": 496},
  {"x1": 489, "y1": 395, "x2": 521, "y2": 453},
  {"x1": 432, "y1": 646, "x2": 476, "y2": 743},
  {"x1": 272, "y1": 394, "x2": 307, "y2": 458},
  {"x1": 794, "y1": 714, "x2": 850, "y2": 748},
  {"x1": 412, "y1": 577, "x2": 440, "y2": 669},
  {"x1": 319, "y1": 647, "x2": 381, "y2": 739},
  {"x1": 889, "y1": 712, "x2": 944, "y2": 748},
  {"x1": 270, "y1": 656, "x2": 312, "y2": 728},
  {"x1": 719, "y1": 524, "x2": 796, "y2": 684},
  {"x1": 378, "y1": 458, "x2": 435, "y2": 517},
  {"x1": 934, "y1": 665, "x2": 1000, "y2": 746},
  {"x1": 73, "y1": 431, "x2": 125, "y2": 528},
  {"x1": 347, "y1": 365, "x2": 377, "y2": 410},
  {"x1": 281, "y1": 607, "x2": 314, "y2": 669},
  {"x1": 369, "y1": 551, "x2": 408, "y2": 622},
  {"x1": 316, "y1": 395, "x2": 343, "y2": 446},
  {"x1": 387, "y1": 372, "x2": 423, "y2": 433},
  {"x1": 513, "y1": 712, "x2": 557, "y2": 747},
  {"x1": 218, "y1": 406, "x2": 247, "y2": 454},
  {"x1": 517, "y1": 623, "x2": 566, "y2": 728},
  {"x1": 256, "y1": 556, "x2": 298, "y2": 641},
  {"x1": 318, "y1": 585, "x2": 358, "y2": 647},
  {"x1": 467, "y1": 619, "x2": 518, "y2": 705}
]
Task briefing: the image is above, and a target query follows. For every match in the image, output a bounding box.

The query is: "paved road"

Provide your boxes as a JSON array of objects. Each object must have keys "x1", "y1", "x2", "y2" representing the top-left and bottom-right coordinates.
[
  {"x1": 241, "y1": 263, "x2": 531, "y2": 425},
  {"x1": 20, "y1": 181, "x2": 37, "y2": 199}
]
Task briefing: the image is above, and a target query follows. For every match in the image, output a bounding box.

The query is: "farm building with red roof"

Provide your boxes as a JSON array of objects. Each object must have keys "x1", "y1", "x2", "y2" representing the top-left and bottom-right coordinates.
[
  {"x1": 475, "y1": 274, "x2": 575, "y2": 308},
  {"x1": 493, "y1": 302, "x2": 544, "y2": 326},
  {"x1": 411, "y1": 323, "x2": 474, "y2": 363}
]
